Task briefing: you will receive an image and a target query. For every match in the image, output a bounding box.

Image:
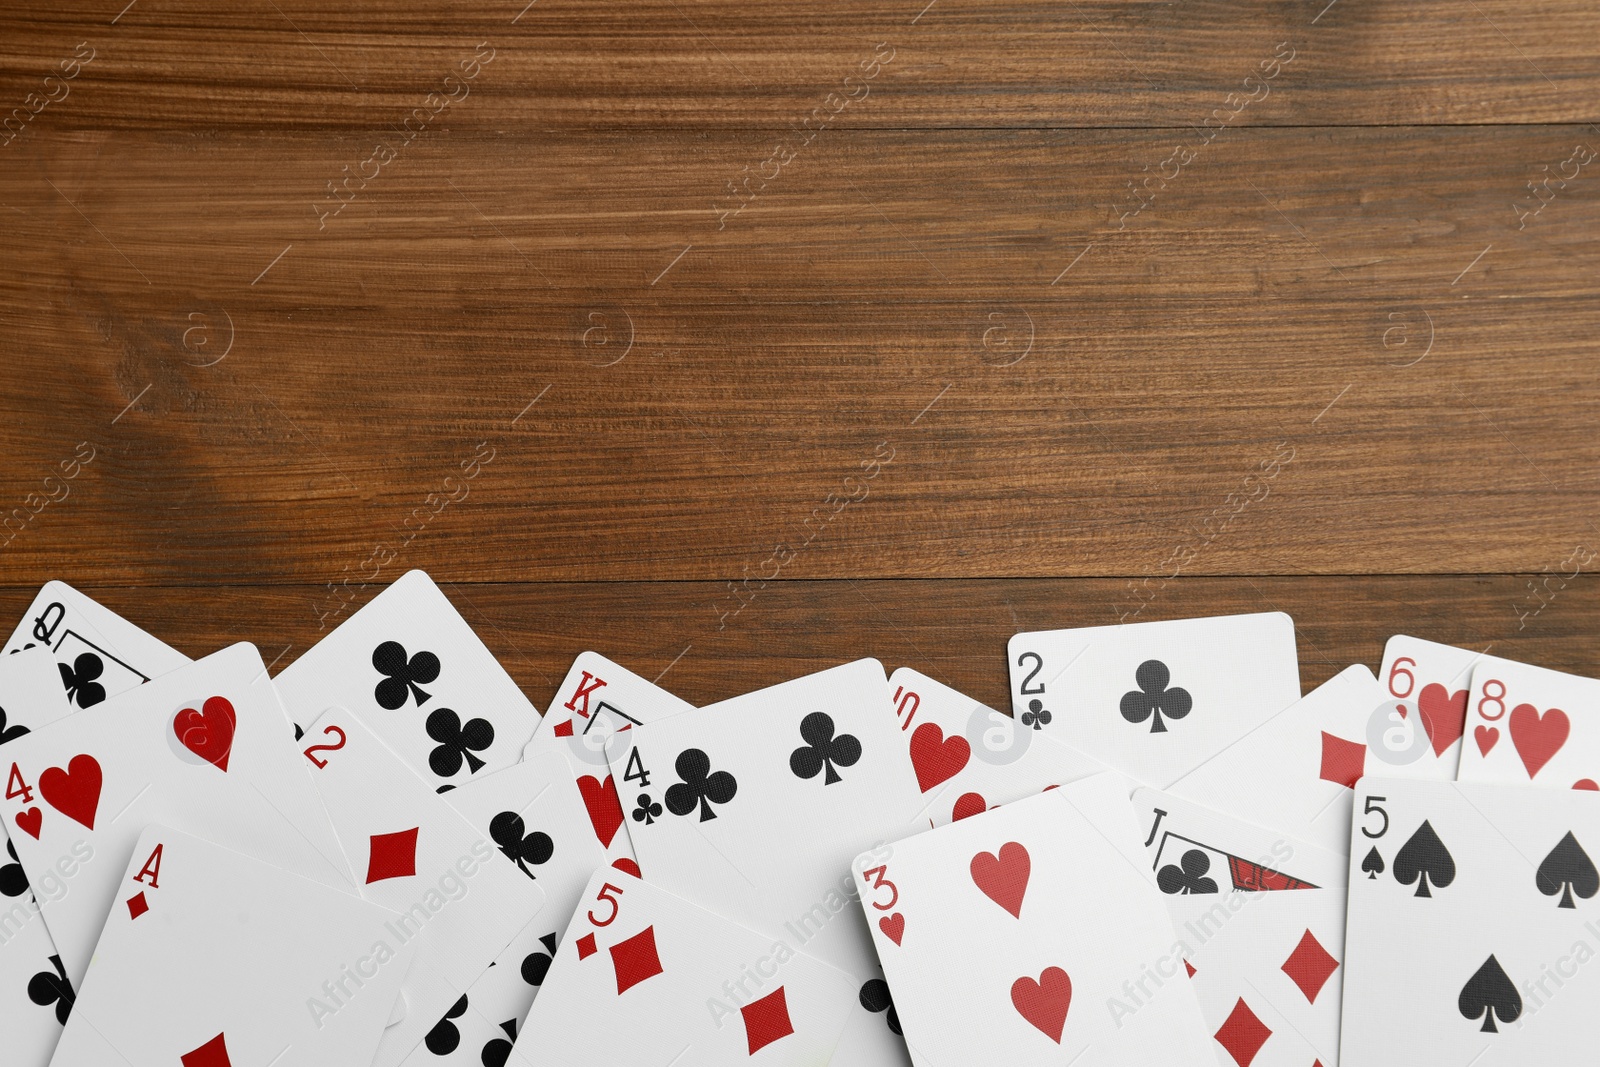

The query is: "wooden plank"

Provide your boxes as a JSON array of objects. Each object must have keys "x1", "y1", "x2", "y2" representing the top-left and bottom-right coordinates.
[
  {"x1": 2, "y1": 125, "x2": 1596, "y2": 583},
  {"x1": 0, "y1": 577, "x2": 1592, "y2": 713},
  {"x1": 0, "y1": 1, "x2": 1597, "y2": 132}
]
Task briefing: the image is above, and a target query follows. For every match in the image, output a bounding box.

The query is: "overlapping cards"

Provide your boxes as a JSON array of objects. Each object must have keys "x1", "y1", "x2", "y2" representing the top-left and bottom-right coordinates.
[{"x1": 2, "y1": 576, "x2": 1596, "y2": 1066}]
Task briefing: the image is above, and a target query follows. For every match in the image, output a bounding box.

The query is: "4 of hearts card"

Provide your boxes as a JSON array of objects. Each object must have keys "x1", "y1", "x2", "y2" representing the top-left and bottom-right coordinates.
[
  {"x1": 296, "y1": 708, "x2": 547, "y2": 1067},
  {"x1": 274, "y1": 570, "x2": 541, "y2": 791},
  {"x1": 2, "y1": 581, "x2": 190, "y2": 711},
  {"x1": 50, "y1": 825, "x2": 414, "y2": 1067},
  {"x1": 520, "y1": 651, "x2": 695, "y2": 864},
  {"x1": 856, "y1": 773, "x2": 1216, "y2": 1066},
  {"x1": 888, "y1": 668, "x2": 1110, "y2": 828},
  {"x1": 508, "y1": 868, "x2": 859, "y2": 1066},
  {"x1": 2, "y1": 643, "x2": 351, "y2": 986},
  {"x1": 1007, "y1": 612, "x2": 1301, "y2": 789},
  {"x1": 1454, "y1": 654, "x2": 1600, "y2": 790},
  {"x1": 1341, "y1": 777, "x2": 1600, "y2": 1064}
]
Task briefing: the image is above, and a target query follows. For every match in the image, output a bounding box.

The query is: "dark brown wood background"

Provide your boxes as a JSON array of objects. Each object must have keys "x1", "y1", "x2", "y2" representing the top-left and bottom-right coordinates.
[{"x1": 3, "y1": 0, "x2": 1597, "y2": 712}]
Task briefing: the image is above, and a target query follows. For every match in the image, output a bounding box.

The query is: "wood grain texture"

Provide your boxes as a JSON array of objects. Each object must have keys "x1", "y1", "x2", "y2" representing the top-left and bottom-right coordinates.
[{"x1": 1, "y1": 3, "x2": 1596, "y2": 693}]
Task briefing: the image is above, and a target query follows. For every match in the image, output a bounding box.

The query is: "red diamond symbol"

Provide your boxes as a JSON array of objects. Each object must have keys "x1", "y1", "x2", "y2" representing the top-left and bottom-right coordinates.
[
  {"x1": 1281, "y1": 927, "x2": 1340, "y2": 1004},
  {"x1": 610, "y1": 924, "x2": 664, "y2": 995},
  {"x1": 1318, "y1": 732, "x2": 1366, "y2": 790},
  {"x1": 366, "y1": 827, "x2": 419, "y2": 884},
  {"x1": 741, "y1": 986, "x2": 796, "y2": 1055},
  {"x1": 553, "y1": 719, "x2": 575, "y2": 737},
  {"x1": 126, "y1": 891, "x2": 149, "y2": 920},
  {"x1": 575, "y1": 932, "x2": 598, "y2": 960},
  {"x1": 181, "y1": 1032, "x2": 233, "y2": 1067},
  {"x1": 1184, "y1": 959, "x2": 1196, "y2": 978},
  {"x1": 1214, "y1": 998, "x2": 1272, "y2": 1067}
]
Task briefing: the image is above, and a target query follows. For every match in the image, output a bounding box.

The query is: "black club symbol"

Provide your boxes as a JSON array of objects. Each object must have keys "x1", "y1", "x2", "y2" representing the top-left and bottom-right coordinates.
[
  {"x1": 372, "y1": 641, "x2": 441, "y2": 710},
  {"x1": 859, "y1": 979, "x2": 902, "y2": 1035},
  {"x1": 0, "y1": 703, "x2": 30, "y2": 745},
  {"x1": 481, "y1": 1020, "x2": 518, "y2": 1067},
  {"x1": 59, "y1": 654, "x2": 106, "y2": 709},
  {"x1": 789, "y1": 712, "x2": 862, "y2": 786},
  {"x1": 1157, "y1": 849, "x2": 1219, "y2": 895},
  {"x1": 426, "y1": 708, "x2": 495, "y2": 778},
  {"x1": 632, "y1": 792, "x2": 663, "y2": 825},
  {"x1": 424, "y1": 994, "x2": 469, "y2": 1055},
  {"x1": 520, "y1": 933, "x2": 559, "y2": 988},
  {"x1": 489, "y1": 811, "x2": 553, "y2": 879},
  {"x1": 665, "y1": 748, "x2": 739, "y2": 821},
  {"x1": 1120, "y1": 660, "x2": 1192, "y2": 734},
  {"x1": 1020, "y1": 699, "x2": 1052, "y2": 731},
  {"x1": 28, "y1": 955, "x2": 74, "y2": 1026},
  {"x1": 3, "y1": 839, "x2": 29, "y2": 898}
]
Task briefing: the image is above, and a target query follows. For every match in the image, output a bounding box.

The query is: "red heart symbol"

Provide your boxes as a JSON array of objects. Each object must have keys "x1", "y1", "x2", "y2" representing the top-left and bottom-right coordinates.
[
  {"x1": 611, "y1": 857, "x2": 642, "y2": 878},
  {"x1": 39, "y1": 754, "x2": 102, "y2": 830},
  {"x1": 971, "y1": 841, "x2": 1030, "y2": 919},
  {"x1": 1574, "y1": 780, "x2": 1598, "y2": 791},
  {"x1": 577, "y1": 774, "x2": 624, "y2": 849},
  {"x1": 173, "y1": 696, "x2": 237, "y2": 773},
  {"x1": 1416, "y1": 683, "x2": 1468, "y2": 757},
  {"x1": 1475, "y1": 725, "x2": 1499, "y2": 757},
  {"x1": 1011, "y1": 966, "x2": 1072, "y2": 1044},
  {"x1": 14, "y1": 806, "x2": 42, "y2": 839},
  {"x1": 909, "y1": 722, "x2": 970, "y2": 793},
  {"x1": 952, "y1": 792, "x2": 988, "y2": 822},
  {"x1": 1510, "y1": 704, "x2": 1569, "y2": 779},
  {"x1": 879, "y1": 912, "x2": 905, "y2": 945}
]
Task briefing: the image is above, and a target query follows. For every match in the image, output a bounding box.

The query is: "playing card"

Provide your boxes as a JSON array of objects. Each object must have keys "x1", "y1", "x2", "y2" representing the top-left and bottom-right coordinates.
[
  {"x1": 3, "y1": 580, "x2": 189, "y2": 711},
  {"x1": 0, "y1": 647, "x2": 78, "y2": 1067},
  {"x1": 2, "y1": 643, "x2": 351, "y2": 986},
  {"x1": 1455, "y1": 653, "x2": 1600, "y2": 790},
  {"x1": 50, "y1": 824, "x2": 414, "y2": 1067},
  {"x1": 1170, "y1": 664, "x2": 1463, "y2": 856},
  {"x1": 520, "y1": 651, "x2": 695, "y2": 864},
  {"x1": 274, "y1": 570, "x2": 540, "y2": 789},
  {"x1": 1342, "y1": 777, "x2": 1600, "y2": 1064},
  {"x1": 506, "y1": 868, "x2": 859, "y2": 1066},
  {"x1": 1378, "y1": 634, "x2": 1488, "y2": 778},
  {"x1": 888, "y1": 668, "x2": 1111, "y2": 828},
  {"x1": 856, "y1": 773, "x2": 1216, "y2": 1066},
  {"x1": 297, "y1": 707, "x2": 547, "y2": 1067},
  {"x1": 397, "y1": 749, "x2": 617, "y2": 1066},
  {"x1": 1131, "y1": 787, "x2": 1349, "y2": 895},
  {"x1": 1007, "y1": 612, "x2": 1301, "y2": 789},
  {"x1": 605, "y1": 659, "x2": 925, "y2": 1067},
  {"x1": 1164, "y1": 888, "x2": 1346, "y2": 1066}
]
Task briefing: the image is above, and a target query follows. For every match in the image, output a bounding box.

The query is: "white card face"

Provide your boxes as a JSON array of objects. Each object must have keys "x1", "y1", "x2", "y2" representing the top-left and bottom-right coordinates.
[
  {"x1": 1165, "y1": 889, "x2": 1346, "y2": 1067},
  {"x1": 1170, "y1": 664, "x2": 1462, "y2": 856},
  {"x1": 1377, "y1": 634, "x2": 1487, "y2": 778},
  {"x1": 0, "y1": 647, "x2": 78, "y2": 1067},
  {"x1": 520, "y1": 651, "x2": 695, "y2": 863},
  {"x1": 297, "y1": 708, "x2": 547, "y2": 1067},
  {"x1": 1342, "y1": 777, "x2": 1600, "y2": 1064},
  {"x1": 0, "y1": 847, "x2": 71, "y2": 1067},
  {"x1": 888, "y1": 668, "x2": 1111, "y2": 828},
  {"x1": 1, "y1": 643, "x2": 351, "y2": 986},
  {"x1": 274, "y1": 570, "x2": 541, "y2": 790},
  {"x1": 508, "y1": 869, "x2": 858, "y2": 1066},
  {"x1": 1007, "y1": 612, "x2": 1301, "y2": 789},
  {"x1": 3, "y1": 581, "x2": 190, "y2": 711},
  {"x1": 397, "y1": 750, "x2": 617, "y2": 1065},
  {"x1": 857, "y1": 774, "x2": 1216, "y2": 1066},
  {"x1": 606, "y1": 659, "x2": 924, "y2": 1067},
  {"x1": 1455, "y1": 654, "x2": 1600, "y2": 790},
  {"x1": 1132, "y1": 787, "x2": 1349, "y2": 895},
  {"x1": 50, "y1": 825, "x2": 412, "y2": 1067}
]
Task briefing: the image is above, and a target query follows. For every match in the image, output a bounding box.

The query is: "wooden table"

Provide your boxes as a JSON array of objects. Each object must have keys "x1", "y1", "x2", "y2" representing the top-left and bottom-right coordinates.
[{"x1": 2, "y1": 1, "x2": 1597, "y2": 712}]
